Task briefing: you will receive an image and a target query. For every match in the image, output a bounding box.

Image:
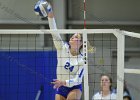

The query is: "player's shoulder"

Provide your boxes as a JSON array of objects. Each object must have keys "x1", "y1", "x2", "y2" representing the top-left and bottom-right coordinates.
[
  {"x1": 94, "y1": 92, "x2": 100, "y2": 97},
  {"x1": 110, "y1": 92, "x2": 117, "y2": 99},
  {"x1": 92, "y1": 92, "x2": 101, "y2": 99}
]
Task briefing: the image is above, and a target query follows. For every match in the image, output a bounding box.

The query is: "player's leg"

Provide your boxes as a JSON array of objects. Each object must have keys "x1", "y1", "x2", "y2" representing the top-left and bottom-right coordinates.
[
  {"x1": 66, "y1": 89, "x2": 82, "y2": 100},
  {"x1": 55, "y1": 94, "x2": 66, "y2": 100}
]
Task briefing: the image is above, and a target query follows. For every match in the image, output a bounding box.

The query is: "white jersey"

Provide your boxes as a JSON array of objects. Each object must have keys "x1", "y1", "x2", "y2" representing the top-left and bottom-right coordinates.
[
  {"x1": 48, "y1": 18, "x2": 85, "y2": 87},
  {"x1": 92, "y1": 92, "x2": 117, "y2": 100}
]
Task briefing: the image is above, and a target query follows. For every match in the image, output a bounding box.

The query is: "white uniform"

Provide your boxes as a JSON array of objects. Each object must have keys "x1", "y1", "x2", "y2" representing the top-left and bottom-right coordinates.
[
  {"x1": 48, "y1": 18, "x2": 85, "y2": 87},
  {"x1": 92, "y1": 92, "x2": 117, "y2": 100}
]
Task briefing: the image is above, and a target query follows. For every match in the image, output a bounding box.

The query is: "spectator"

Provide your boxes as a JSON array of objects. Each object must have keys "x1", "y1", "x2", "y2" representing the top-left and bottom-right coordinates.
[{"x1": 92, "y1": 74, "x2": 116, "y2": 100}]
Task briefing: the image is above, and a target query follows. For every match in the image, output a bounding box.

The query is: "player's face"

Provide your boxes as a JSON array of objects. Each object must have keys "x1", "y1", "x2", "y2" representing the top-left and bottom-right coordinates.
[
  {"x1": 69, "y1": 33, "x2": 82, "y2": 49},
  {"x1": 100, "y1": 75, "x2": 111, "y2": 91}
]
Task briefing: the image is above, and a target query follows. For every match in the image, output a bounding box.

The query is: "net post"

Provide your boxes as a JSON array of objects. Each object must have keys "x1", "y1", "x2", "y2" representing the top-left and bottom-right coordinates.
[
  {"x1": 115, "y1": 30, "x2": 125, "y2": 100},
  {"x1": 83, "y1": 30, "x2": 89, "y2": 100}
]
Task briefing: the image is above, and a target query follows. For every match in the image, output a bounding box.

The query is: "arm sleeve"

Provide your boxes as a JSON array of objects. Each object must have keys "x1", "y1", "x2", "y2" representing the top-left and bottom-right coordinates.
[
  {"x1": 65, "y1": 67, "x2": 84, "y2": 87},
  {"x1": 48, "y1": 17, "x2": 64, "y2": 50}
]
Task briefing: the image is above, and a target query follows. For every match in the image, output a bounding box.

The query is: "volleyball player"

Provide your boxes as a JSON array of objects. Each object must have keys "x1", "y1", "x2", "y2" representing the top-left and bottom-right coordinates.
[{"x1": 34, "y1": 0, "x2": 89, "y2": 99}]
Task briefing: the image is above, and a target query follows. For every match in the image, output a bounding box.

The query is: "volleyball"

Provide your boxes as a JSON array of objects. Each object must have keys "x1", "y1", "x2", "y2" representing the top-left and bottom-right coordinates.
[
  {"x1": 34, "y1": 0, "x2": 52, "y2": 17},
  {"x1": 34, "y1": 0, "x2": 46, "y2": 17},
  {"x1": 34, "y1": 4, "x2": 41, "y2": 16}
]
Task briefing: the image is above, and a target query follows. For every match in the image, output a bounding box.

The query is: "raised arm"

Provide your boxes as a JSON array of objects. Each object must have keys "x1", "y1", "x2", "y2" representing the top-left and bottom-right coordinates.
[
  {"x1": 48, "y1": 12, "x2": 64, "y2": 50},
  {"x1": 34, "y1": 0, "x2": 64, "y2": 50}
]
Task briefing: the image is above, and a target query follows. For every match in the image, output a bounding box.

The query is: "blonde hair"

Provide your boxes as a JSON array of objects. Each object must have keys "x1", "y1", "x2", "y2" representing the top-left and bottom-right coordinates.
[
  {"x1": 87, "y1": 41, "x2": 96, "y2": 53},
  {"x1": 78, "y1": 33, "x2": 95, "y2": 53}
]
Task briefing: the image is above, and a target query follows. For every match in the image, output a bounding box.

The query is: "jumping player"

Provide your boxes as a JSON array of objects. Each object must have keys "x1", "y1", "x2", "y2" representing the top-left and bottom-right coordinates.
[{"x1": 34, "y1": 0, "x2": 91, "y2": 99}]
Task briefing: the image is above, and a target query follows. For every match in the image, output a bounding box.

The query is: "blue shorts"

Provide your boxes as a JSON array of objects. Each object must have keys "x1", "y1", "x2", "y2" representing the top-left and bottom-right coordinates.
[{"x1": 55, "y1": 84, "x2": 82, "y2": 98}]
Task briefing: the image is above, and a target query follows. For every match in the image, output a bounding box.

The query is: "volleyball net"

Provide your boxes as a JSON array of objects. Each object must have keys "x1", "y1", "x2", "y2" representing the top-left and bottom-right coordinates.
[{"x1": 0, "y1": 29, "x2": 140, "y2": 100}]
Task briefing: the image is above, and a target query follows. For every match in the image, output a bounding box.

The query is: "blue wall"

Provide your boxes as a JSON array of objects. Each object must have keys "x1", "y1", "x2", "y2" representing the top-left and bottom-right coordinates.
[{"x1": 0, "y1": 51, "x2": 57, "y2": 100}]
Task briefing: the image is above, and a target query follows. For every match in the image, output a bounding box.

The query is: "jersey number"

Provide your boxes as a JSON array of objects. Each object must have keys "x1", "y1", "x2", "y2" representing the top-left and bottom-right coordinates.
[{"x1": 64, "y1": 62, "x2": 74, "y2": 72}]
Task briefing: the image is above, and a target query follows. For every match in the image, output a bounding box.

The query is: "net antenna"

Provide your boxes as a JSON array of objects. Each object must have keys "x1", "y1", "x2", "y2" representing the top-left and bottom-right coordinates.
[{"x1": 83, "y1": 0, "x2": 86, "y2": 29}]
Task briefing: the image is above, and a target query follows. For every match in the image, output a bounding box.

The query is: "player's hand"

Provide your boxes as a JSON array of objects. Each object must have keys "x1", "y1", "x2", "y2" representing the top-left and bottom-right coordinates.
[
  {"x1": 51, "y1": 79, "x2": 66, "y2": 89},
  {"x1": 34, "y1": 0, "x2": 52, "y2": 17}
]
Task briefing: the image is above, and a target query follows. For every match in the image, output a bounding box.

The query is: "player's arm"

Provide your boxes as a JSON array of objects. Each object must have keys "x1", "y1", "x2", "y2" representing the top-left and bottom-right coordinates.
[
  {"x1": 48, "y1": 15, "x2": 64, "y2": 50},
  {"x1": 34, "y1": 0, "x2": 64, "y2": 50},
  {"x1": 51, "y1": 67, "x2": 84, "y2": 88}
]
